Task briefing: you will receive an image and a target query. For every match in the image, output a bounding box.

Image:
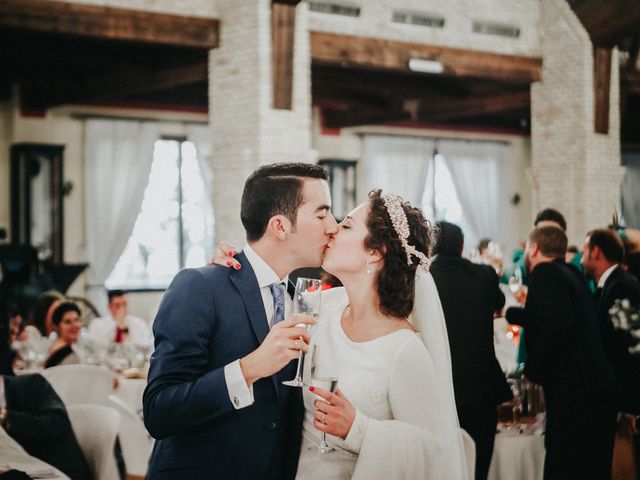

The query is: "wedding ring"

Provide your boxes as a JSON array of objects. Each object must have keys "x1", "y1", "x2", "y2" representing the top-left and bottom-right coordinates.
[
  {"x1": 320, "y1": 413, "x2": 326, "y2": 424},
  {"x1": 293, "y1": 339, "x2": 300, "y2": 350}
]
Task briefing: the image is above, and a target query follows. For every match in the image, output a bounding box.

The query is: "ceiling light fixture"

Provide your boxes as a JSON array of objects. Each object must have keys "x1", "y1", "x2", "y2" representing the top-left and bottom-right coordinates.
[{"x1": 408, "y1": 58, "x2": 444, "y2": 74}]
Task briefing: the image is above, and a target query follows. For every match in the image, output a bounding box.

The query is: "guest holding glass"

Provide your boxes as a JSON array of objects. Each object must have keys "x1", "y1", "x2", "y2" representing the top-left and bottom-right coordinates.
[
  {"x1": 506, "y1": 226, "x2": 616, "y2": 480},
  {"x1": 44, "y1": 302, "x2": 82, "y2": 369}
]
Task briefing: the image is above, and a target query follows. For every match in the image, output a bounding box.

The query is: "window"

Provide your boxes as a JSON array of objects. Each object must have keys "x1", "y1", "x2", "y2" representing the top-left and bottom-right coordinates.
[{"x1": 106, "y1": 139, "x2": 214, "y2": 290}]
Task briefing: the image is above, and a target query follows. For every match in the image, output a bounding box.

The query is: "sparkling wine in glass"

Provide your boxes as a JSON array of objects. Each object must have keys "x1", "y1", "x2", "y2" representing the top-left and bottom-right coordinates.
[
  {"x1": 282, "y1": 277, "x2": 322, "y2": 387},
  {"x1": 508, "y1": 268, "x2": 523, "y2": 294},
  {"x1": 309, "y1": 345, "x2": 339, "y2": 453}
]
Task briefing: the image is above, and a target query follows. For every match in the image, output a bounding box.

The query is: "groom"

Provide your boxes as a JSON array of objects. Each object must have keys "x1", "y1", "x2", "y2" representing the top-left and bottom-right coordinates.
[{"x1": 143, "y1": 163, "x2": 338, "y2": 479}]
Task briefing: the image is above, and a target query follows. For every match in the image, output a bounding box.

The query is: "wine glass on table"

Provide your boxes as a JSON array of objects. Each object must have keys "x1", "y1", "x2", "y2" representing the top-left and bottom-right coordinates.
[
  {"x1": 282, "y1": 277, "x2": 323, "y2": 387},
  {"x1": 309, "y1": 344, "x2": 339, "y2": 453},
  {"x1": 508, "y1": 268, "x2": 523, "y2": 296}
]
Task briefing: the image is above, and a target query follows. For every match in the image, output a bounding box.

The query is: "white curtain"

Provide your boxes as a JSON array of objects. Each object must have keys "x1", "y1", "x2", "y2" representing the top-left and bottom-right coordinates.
[
  {"x1": 622, "y1": 153, "x2": 640, "y2": 228},
  {"x1": 438, "y1": 140, "x2": 506, "y2": 249},
  {"x1": 362, "y1": 135, "x2": 434, "y2": 206},
  {"x1": 84, "y1": 119, "x2": 159, "y2": 311}
]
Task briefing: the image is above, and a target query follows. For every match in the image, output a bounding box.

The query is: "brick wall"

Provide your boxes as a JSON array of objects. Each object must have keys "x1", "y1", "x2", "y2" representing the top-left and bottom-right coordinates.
[
  {"x1": 210, "y1": 0, "x2": 312, "y2": 245},
  {"x1": 307, "y1": 0, "x2": 541, "y2": 57},
  {"x1": 530, "y1": 0, "x2": 622, "y2": 245}
]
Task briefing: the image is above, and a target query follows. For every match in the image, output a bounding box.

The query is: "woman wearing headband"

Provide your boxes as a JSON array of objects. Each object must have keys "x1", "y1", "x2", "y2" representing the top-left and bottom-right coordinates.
[{"x1": 215, "y1": 189, "x2": 468, "y2": 479}]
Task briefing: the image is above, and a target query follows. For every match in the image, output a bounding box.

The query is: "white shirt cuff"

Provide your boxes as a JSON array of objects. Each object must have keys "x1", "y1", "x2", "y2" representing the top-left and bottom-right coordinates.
[
  {"x1": 224, "y1": 360, "x2": 254, "y2": 409},
  {"x1": 342, "y1": 409, "x2": 368, "y2": 454}
]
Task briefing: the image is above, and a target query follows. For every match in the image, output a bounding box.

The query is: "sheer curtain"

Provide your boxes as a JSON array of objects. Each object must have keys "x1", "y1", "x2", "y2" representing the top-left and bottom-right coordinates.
[
  {"x1": 438, "y1": 140, "x2": 506, "y2": 249},
  {"x1": 362, "y1": 135, "x2": 434, "y2": 206},
  {"x1": 622, "y1": 152, "x2": 640, "y2": 228},
  {"x1": 84, "y1": 119, "x2": 159, "y2": 311}
]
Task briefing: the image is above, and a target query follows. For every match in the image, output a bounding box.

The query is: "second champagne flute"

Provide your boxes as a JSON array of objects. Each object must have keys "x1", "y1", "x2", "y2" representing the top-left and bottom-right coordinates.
[{"x1": 282, "y1": 277, "x2": 322, "y2": 387}]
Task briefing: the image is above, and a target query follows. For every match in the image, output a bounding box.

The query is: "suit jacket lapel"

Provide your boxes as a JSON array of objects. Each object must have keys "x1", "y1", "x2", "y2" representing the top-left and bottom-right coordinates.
[
  {"x1": 229, "y1": 252, "x2": 270, "y2": 344},
  {"x1": 228, "y1": 252, "x2": 283, "y2": 398}
]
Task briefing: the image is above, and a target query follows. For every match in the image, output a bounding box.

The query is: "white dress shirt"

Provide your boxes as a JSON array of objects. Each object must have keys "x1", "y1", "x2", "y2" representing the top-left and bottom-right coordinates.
[
  {"x1": 597, "y1": 264, "x2": 619, "y2": 289},
  {"x1": 88, "y1": 313, "x2": 153, "y2": 347},
  {"x1": 224, "y1": 244, "x2": 291, "y2": 409}
]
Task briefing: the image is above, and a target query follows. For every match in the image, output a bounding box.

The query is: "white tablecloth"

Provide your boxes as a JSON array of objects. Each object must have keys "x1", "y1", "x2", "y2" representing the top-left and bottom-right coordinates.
[
  {"x1": 0, "y1": 426, "x2": 70, "y2": 479},
  {"x1": 488, "y1": 432, "x2": 545, "y2": 480},
  {"x1": 114, "y1": 377, "x2": 146, "y2": 415}
]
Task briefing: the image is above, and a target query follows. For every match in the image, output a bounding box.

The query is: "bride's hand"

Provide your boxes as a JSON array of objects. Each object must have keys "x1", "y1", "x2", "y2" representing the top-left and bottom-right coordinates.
[
  {"x1": 309, "y1": 386, "x2": 355, "y2": 440},
  {"x1": 208, "y1": 241, "x2": 241, "y2": 270}
]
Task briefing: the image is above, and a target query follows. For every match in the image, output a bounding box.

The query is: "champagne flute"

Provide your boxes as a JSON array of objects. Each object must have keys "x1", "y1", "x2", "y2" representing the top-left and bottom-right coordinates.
[
  {"x1": 508, "y1": 268, "x2": 522, "y2": 295},
  {"x1": 309, "y1": 344, "x2": 339, "y2": 453},
  {"x1": 282, "y1": 277, "x2": 323, "y2": 387}
]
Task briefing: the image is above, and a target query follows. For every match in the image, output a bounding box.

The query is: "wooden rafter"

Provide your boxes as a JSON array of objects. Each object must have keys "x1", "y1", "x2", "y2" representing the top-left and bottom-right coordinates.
[
  {"x1": 272, "y1": 2, "x2": 297, "y2": 109},
  {"x1": 0, "y1": 0, "x2": 219, "y2": 48},
  {"x1": 593, "y1": 47, "x2": 612, "y2": 134},
  {"x1": 310, "y1": 32, "x2": 542, "y2": 83},
  {"x1": 568, "y1": 0, "x2": 640, "y2": 47},
  {"x1": 418, "y1": 90, "x2": 530, "y2": 122}
]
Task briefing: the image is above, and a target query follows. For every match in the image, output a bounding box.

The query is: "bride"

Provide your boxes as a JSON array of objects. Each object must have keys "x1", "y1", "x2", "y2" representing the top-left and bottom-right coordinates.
[{"x1": 216, "y1": 190, "x2": 468, "y2": 479}]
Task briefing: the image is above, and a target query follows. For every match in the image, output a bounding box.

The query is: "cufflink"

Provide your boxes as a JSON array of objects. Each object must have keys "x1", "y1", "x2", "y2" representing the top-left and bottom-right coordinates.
[{"x1": 233, "y1": 396, "x2": 240, "y2": 407}]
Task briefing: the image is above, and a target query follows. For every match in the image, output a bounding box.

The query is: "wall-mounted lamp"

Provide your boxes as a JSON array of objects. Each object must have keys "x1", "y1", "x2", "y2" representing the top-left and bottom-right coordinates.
[{"x1": 408, "y1": 58, "x2": 444, "y2": 74}]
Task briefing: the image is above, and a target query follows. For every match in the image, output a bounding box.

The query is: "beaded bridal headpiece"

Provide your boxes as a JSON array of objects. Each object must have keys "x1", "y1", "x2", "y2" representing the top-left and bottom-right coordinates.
[{"x1": 381, "y1": 193, "x2": 431, "y2": 271}]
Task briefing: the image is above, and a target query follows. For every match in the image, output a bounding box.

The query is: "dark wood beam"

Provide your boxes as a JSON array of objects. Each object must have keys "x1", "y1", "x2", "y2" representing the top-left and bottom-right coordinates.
[
  {"x1": 22, "y1": 61, "x2": 208, "y2": 109},
  {"x1": 416, "y1": 90, "x2": 529, "y2": 122},
  {"x1": 569, "y1": 0, "x2": 640, "y2": 47},
  {"x1": 321, "y1": 104, "x2": 410, "y2": 129},
  {"x1": 272, "y1": 0, "x2": 302, "y2": 5},
  {"x1": 272, "y1": 2, "x2": 297, "y2": 109},
  {"x1": 310, "y1": 31, "x2": 542, "y2": 83},
  {"x1": 0, "y1": 0, "x2": 219, "y2": 48},
  {"x1": 594, "y1": 47, "x2": 612, "y2": 134}
]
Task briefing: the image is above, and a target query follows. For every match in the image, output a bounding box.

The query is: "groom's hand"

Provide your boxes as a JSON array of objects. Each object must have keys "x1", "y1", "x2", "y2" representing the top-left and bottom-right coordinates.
[{"x1": 240, "y1": 314, "x2": 315, "y2": 386}]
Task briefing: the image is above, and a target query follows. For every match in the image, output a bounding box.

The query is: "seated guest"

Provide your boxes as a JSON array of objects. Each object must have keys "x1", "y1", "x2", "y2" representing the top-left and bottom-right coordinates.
[
  {"x1": 44, "y1": 302, "x2": 82, "y2": 369},
  {"x1": 23, "y1": 290, "x2": 64, "y2": 341},
  {"x1": 88, "y1": 290, "x2": 151, "y2": 346},
  {"x1": 0, "y1": 303, "x2": 93, "y2": 479}
]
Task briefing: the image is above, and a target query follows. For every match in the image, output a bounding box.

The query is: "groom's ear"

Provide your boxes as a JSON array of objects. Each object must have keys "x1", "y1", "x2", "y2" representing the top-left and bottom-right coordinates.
[{"x1": 267, "y1": 214, "x2": 292, "y2": 240}]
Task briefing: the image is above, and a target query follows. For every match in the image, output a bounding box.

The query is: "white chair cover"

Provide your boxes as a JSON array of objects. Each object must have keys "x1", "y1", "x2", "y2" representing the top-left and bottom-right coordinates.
[
  {"x1": 41, "y1": 364, "x2": 114, "y2": 406},
  {"x1": 108, "y1": 394, "x2": 154, "y2": 476},
  {"x1": 67, "y1": 404, "x2": 120, "y2": 480}
]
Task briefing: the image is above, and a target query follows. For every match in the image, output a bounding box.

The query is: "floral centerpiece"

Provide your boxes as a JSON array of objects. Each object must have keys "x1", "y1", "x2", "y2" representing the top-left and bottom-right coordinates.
[{"x1": 609, "y1": 298, "x2": 640, "y2": 354}]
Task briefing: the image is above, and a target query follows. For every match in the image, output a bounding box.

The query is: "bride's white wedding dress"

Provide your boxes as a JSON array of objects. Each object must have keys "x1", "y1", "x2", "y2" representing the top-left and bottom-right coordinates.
[{"x1": 296, "y1": 273, "x2": 468, "y2": 480}]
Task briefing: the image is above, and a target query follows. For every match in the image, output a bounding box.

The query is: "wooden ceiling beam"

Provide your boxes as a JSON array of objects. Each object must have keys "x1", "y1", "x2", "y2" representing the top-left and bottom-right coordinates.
[
  {"x1": 594, "y1": 47, "x2": 612, "y2": 134},
  {"x1": 272, "y1": 2, "x2": 297, "y2": 109},
  {"x1": 568, "y1": 0, "x2": 640, "y2": 47},
  {"x1": 0, "y1": 0, "x2": 219, "y2": 48},
  {"x1": 310, "y1": 31, "x2": 542, "y2": 83},
  {"x1": 22, "y1": 61, "x2": 208, "y2": 109},
  {"x1": 418, "y1": 90, "x2": 530, "y2": 122}
]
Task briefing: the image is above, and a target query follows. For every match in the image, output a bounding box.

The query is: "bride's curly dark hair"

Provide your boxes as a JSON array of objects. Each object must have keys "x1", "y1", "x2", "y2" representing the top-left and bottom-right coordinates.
[{"x1": 364, "y1": 189, "x2": 434, "y2": 318}]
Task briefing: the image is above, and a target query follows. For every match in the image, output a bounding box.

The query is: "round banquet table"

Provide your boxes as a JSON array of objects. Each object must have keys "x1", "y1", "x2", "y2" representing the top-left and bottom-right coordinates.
[{"x1": 488, "y1": 431, "x2": 545, "y2": 480}]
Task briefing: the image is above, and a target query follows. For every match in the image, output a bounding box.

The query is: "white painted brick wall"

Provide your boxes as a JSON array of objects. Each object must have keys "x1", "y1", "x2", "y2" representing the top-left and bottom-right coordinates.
[
  {"x1": 210, "y1": 0, "x2": 312, "y2": 245},
  {"x1": 307, "y1": 0, "x2": 541, "y2": 57},
  {"x1": 530, "y1": 0, "x2": 623, "y2": 245}
]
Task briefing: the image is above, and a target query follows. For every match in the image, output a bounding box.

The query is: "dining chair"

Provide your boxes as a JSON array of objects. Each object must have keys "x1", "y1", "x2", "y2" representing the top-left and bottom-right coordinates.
[
  {"x1": 67, "y1": 404, "x2": 120, "y2": 480},
  {"x1": 108, "y1": 394, "x2": 154, "y2": 479},
  {"x1": 41, "y1": 364, "x2": 114, "y2": 406}
]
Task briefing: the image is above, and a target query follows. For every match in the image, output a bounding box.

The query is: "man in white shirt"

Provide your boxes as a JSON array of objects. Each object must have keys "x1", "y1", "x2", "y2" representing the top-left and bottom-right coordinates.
[
  {"x1": 88, "y1": 290, "x2": 151, "y2": 347},
  {"x1": 143, "y1": 163, "x2": 337, "y2": 480}
]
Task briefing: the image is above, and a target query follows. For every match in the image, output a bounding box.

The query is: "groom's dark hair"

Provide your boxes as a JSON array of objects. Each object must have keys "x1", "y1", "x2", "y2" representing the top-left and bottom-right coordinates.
[{"x1": 241, "y1": 162, "x2": 328, "y2": 241}]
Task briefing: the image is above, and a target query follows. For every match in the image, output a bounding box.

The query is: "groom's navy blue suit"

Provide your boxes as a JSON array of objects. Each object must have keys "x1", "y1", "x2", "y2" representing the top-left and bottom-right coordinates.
[{"x1": 143, "y1": 252, "x2": 303, "y2": 479}]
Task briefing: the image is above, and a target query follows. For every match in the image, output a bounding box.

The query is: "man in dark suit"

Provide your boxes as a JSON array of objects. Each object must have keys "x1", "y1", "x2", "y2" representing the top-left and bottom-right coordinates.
[
  {"x1": 143, "y1": 163, "x2": 338, "y2": 479},
  {"x1": 581, "y1": 228, "x2": 640, "y2": 414},
  {"x1": 431, "y1": 222, "x2": 511, "y2": 480},
  {"x1": 1, "y1": 374, "x2": 93, "y2": 479},
  {"x1": 506, "y1": 226, "x2": 617, "y2": 480}
]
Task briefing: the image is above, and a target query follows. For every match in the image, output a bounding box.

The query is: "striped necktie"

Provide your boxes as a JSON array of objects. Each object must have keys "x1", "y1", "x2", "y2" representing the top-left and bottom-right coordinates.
[{"x1": 269, "y1": 282, "x2": 286, "y2": 326}]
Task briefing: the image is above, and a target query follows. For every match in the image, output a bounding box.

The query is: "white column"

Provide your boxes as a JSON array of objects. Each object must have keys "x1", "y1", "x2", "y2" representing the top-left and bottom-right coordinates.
[
  {"x1": 530, "y1": 0, "x2": 623, "y2": 244},
  {"x1": 209, "y1": 0, "x2": 312, "y2": 245}
]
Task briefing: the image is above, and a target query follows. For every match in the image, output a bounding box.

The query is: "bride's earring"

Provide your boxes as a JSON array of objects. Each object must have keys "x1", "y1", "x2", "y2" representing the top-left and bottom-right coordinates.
[{"x1": 366, "y1": 261, "x2": 372, "y2": 275}]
